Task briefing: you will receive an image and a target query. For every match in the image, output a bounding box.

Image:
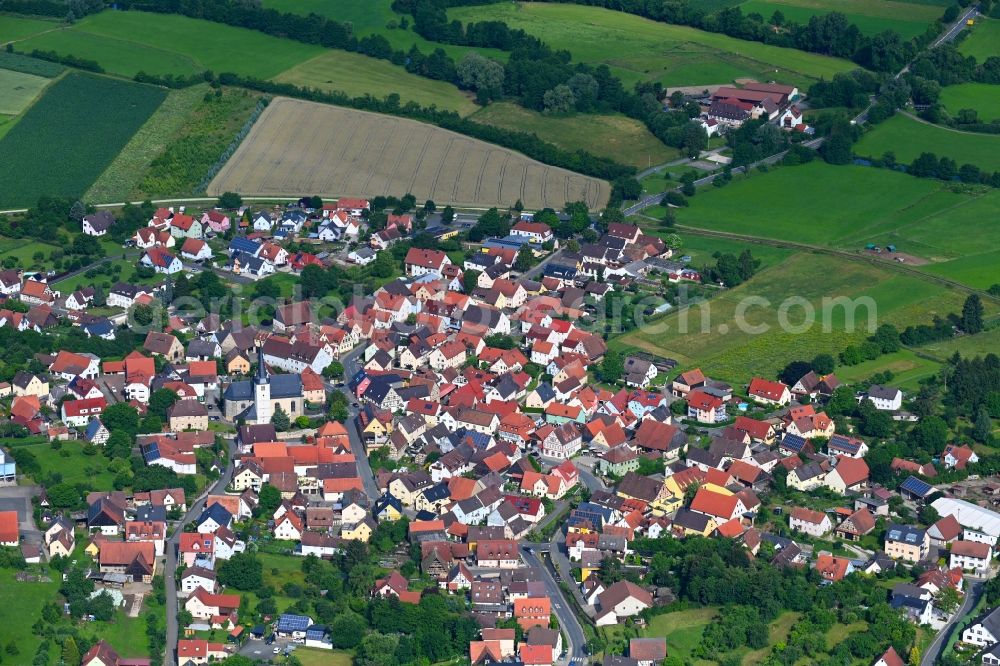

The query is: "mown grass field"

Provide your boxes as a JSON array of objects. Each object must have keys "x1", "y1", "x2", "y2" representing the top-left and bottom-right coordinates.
[
  {"x1": 469, "y1": 102, "x2": 681, "y2": 167},
  {"x1": 0, "y1": 237, "x2": 60, "y2": 269},
  {"x1": 449, "y1": 2, "x2": 857, "y2": 89},
  {"x1": 855, "y1": 113, "x2": 1000, "y2": 172},
  {"x1": 939, "y1": 83, "x2": 1000, "y2": 122},
  {"x1": 737, "y1": 0, "x2": 942, "y2": 38},
  {"x1": 0, "y1": 68, "x2": 50, "y2": 115},
  {"x1": 959, "y1": 17, "x2": 1000, "y2": 62},
  {"x1": 274, "y1": 50, "x2": 478, "y2": 116},
  {"x1": 17, "y1": 10, "x2": 323, "y2": 79},
  {"x1": 0, "y1": 15, "x2": 58, "y2": 43},
  {"x1": 834, "y1": 348, "x2": 942, "y2": 389},
  {"x1": 261, "y1": 0, "x2": 508, "y2": 62},
  {"x1": 13, "y1": 438, "x2": 118, "y2": 488},
  {"x1": 294, "y1": 648, "x2": 353, "y2": 666},
  {"x1": 0, "y1": 72, "x2": 165, "y2": 208},
  {"x1": 611, "y1": 252, "x2": 971, "y2": 384},
  {"x1": 670, "y1": 162, "x2": 1000, "y2": 288},
  {"x1": 0, "y1": 567, "x2": 59, "y2": 659}
]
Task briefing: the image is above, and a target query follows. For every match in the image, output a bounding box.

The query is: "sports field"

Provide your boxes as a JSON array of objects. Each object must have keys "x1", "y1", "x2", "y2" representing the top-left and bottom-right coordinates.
[
  {"x1": 939, "y1": 83, "x2": 1000, "y2": 122},
  {"x1": 0, "y1": 72, "x2": 166, "y2": 208},
  {"x1": 16, "y1": 10, "x2": 323, "y2": 79},
  {"x1": 670, "y1": 162, "x2": 1000, "y2": 288},
  {"x1": 737, "y1": 0, "x2": 942, "y2": 38},
  {"x1": 959, "y1": 17, "x2": 1000, "y2": 62},
  {"x1": 611, "y1": 252, "x2": 969, "y2": 383},
  {"x1": 274, "y1": 50, "x2": 478, "y2": 116},
  {"x1": 208, "y1": 97, "x2": 610, "y2": 209},
  {"x1": 469, "y1": 102, "x2": 681, "y2": 168},
  {"x1": 0, "y1": 68, "x2": 50, "y2": 115},
  {"x1": 448, "y1": 2, "x2": 857, "y2": 89},
  {"x1": 855, "y1": 113, "x2": 1000, "y2": 172}
]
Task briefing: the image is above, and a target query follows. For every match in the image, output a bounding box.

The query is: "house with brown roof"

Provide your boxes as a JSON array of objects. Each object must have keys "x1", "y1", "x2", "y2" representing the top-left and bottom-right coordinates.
[
  {"x1": 595, "y1": 581, "x2": 653, "y2": 626},
  {"x1": 99, "y1": 541, "x2": 156, "y2": 582},
  {"x1": 789, "y1": 507, "x2": 832, "y2": 537},
  {"x1": 836, "y1": 508, "x2": 876, "y2": 542}
]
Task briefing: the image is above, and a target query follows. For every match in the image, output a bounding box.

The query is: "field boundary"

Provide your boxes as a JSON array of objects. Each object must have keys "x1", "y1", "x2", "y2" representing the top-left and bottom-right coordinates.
[{"x1": 196, "y1": 96, "x2": 269, "y2": 193}]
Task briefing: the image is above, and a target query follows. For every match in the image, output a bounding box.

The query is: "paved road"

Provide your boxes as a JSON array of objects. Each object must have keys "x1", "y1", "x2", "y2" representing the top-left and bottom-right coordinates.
[
  {"x1": 636, "y1": 157, "x2": 695, "y2": 180},
  {"x1": 520, "y1": 248, "x2": 564, "y2": 282},
  {"x1": 521, "y1": 544, "x2": 588, "y2": 665},
  {"x1": 323, "y1": 345, "x2": 380, "y2": 499},
  {"x1": 921, "y1": 576, "x2": 984, "y2": 666},
  {"x1": 164, "y1": 436, "x2": 237, "y2": 666},
  {"x1": 933, "y1": 4, "x2": 979, "y2": 47}
]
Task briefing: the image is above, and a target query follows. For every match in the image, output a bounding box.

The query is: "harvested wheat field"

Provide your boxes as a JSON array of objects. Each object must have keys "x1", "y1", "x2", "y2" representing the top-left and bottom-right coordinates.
[{"x1": 208, "y1": 97, "x2": 610, "y2": 209}]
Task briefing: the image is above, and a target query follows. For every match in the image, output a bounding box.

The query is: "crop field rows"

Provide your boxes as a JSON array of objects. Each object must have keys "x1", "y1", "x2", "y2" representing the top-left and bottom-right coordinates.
[
  {"x1": 208, "y1": 97, "x2": 610, "y2": 209},
  {"x1": 0, "y1": 72, "x2": 166, "y2": 208}
]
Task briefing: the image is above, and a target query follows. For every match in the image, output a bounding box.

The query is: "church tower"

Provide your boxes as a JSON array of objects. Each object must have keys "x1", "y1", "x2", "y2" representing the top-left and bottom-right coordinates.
[{"x1": 253, "y1": 345, "x2": 272, "y2": 424}]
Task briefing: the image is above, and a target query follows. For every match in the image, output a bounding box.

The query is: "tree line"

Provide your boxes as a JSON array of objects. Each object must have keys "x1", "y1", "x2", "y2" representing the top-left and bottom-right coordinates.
[{"x1": 508, "y1": 0, "x2": 996, "y2": 75}]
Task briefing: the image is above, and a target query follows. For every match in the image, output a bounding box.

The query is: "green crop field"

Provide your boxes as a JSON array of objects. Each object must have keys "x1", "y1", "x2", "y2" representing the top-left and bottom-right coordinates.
[
  {"x1": 17, "y1": 10, "x2": 323, "y2": 79},
  {"x1": 959, "y1": 17, "x2": 1000, "y2": 62},
  {"x1": 0, "y1": 68, "x2": 50, "y2": 115},
  {"x1": 737, "y1": 0, "x2": 942, "y2": 38},
  {"x1": 669, "y1": 162, "x2": 1000, "y2": 288},
  {"x1": 0, "y1": 72, "x2": 166, "y2": 208},
  {"x1": 0, "y1": 15, "x2": 58, "y2": 43},
  {"x1": 0, "y1": 50, "x2": 65, "y2": 77},
  {"x1": 449, "y1": 2, "x2": 857, "y2": 89},
  {"x1": 855, "y1": 113, "x2": 1000, "y2": 172},
  {"x1": 274, "y1": 50, "x2": 478, "y2": 116},
  {"x1": 940, "y1": 83, "x2": 1000, "y2": 122},
  {"x1": 262, "y1": 0, "x2": 508, "y2": 62},
  {"x1": 469, "y1": 102, "x2": 681, "y2": 167},
  {"x1": 611, "y1": 252, "x2": 969, "y2": 383},
  {"x1": 86, "y1": 84, "x2": 209, "y2": 202}
]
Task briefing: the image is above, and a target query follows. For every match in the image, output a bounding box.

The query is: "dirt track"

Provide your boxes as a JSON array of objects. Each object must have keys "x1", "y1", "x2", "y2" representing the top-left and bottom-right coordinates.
[{"x1": 208, "y1": 97, "x2": 610, "y2": 210}]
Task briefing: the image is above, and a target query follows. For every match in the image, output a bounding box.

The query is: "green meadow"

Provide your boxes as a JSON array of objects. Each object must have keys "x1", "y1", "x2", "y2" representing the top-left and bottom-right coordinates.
[
  {"x1": 669, "y1": 162, "x2": 1000, "y2": 288},
  {"x1": 959, "y1": 17, "x2": 1000, "y2": 62},
  {"x1": 448, "y1": 2, "x2": 857, "y2": 89},
  {"x1": 854, "y1": 113, "x2": 1000, "y2": 172},
  {"x1": 17, "y1": 11, "x2": 323, "y2": 79},
  {"x1": 939, "y1": 83, "x2": 1000, "y2": 122},
  {"x1": 612, "y1": 251, "x2": 971, "y2": 384},
  {"x1": 738, "y1": 0, "x2": 942, "y2": 38}
]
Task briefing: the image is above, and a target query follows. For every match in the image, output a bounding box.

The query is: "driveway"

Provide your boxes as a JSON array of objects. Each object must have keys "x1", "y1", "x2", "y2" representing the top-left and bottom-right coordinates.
[
  {"x1": 0, "y1": 485, "x2": 42, "y2": 544},
  {"x1": 921, "y1": 577, "x2": 984, "y2": 666}
]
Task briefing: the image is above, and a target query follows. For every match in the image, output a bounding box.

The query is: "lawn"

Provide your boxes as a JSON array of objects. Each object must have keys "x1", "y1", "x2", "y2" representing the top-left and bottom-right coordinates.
[
  {"x1": 939, "y1": 83, "x2": 1000, "y2": 122},
  {"x1": 17, "y1": 10, "x2": 324, "y2": 79},
  {"x1": 0, "y1": 15, "x2": 59, "y2": 43},
  {"x1": 274, "y1": 50, "x2": 478, "y2": 116},
  {"x1": 470, "y1": 102, "x2": 681, "y2": 168},
  {"x1": 737, "y1": 0, "x2": 942, "y2": 38},
  {"x1": 0, "y1": 567, "x2": 60, "y2": 659},
  {"x1": 854, "y1": 113, "x2": 1000, "y2": 172},
  {"x1": 834, "y1": 348, "x2": 942, "y2": 389},
  {"x1": 294, "y1": 648, "x2": 353, "y2": 666},
  {"x1": 640, "y1": 607, "x2": 718, "y2": 662},
  {"x1": 448, "y1": 2, "x2": 856, "y2": 89},
  {"x1": 0, "y1": 237, "x2": 60, "y2": 268},
  {"x1": 14, "y1": 439, "x2": 117, "y2": 489},
  {"x1": 670, "y1": 162, "x2": 1000, "y2": 287},
  {"x1": 958, "y1": 17, "x2": 1000, "y2": 62},
  {"x1": 0, "y1": 72, "x2": 166, "y2": 208},
  {"x1": 611, "y1": 252, "x2": 969, "y2": 384},
  {"x1": 0, "y1": 68, "x2": 50, "y2": 115}
]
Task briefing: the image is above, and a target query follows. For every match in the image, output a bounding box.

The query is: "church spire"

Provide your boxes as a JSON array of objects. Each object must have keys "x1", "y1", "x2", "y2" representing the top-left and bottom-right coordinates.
[{"x1": 254, "y1": 343, "x2": 268, "y2": 385}]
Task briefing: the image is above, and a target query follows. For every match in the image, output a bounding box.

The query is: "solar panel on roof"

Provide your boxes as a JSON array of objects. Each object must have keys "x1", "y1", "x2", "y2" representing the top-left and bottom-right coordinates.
[
  {"x1": 277, "y1": 614, "x2": 312, "y2": 631},
  {"x1": 141, "y1": 442, "x2": 160, "y2": 463},
  {"x1": 900, "y1": 476, "x2": 932, "y2": 497}
]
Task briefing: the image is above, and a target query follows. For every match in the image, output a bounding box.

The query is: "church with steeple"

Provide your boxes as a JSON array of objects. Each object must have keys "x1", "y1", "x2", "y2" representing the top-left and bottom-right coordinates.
[{"x1": 222, "y1": 349, "x2": 304, "y2": 424}]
